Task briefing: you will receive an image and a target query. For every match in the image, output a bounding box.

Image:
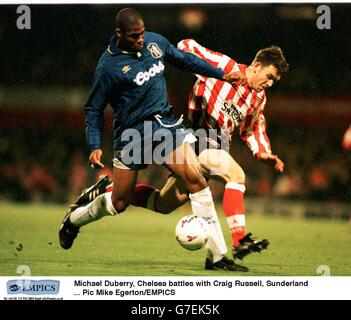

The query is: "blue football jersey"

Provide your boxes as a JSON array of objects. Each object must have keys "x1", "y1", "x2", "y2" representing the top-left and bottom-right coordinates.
[{"x1": 85, "y1": 31, "x2": 224, "y2": 153}]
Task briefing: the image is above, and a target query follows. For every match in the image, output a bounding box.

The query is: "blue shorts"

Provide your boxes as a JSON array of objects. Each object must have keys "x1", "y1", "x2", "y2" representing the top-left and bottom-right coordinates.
[{"x1": 113, "y1": 114, "x2": 195, "y2": 170}]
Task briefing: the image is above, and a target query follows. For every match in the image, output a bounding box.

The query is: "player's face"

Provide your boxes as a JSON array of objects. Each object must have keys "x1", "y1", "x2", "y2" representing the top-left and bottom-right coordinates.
[
  {"x1": 249, "y1": 63, "x2": 280, "y2": 92},
  {"x1": 116, "y1": 22, "x2": 145, "y2": 52}
]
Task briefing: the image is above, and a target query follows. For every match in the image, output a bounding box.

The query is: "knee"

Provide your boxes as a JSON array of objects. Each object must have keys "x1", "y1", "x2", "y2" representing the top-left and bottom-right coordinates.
[
  {"x1": 226, "y1": 167, "x2": 246, "y2": 184},
  {"x1": 182, "y1": 166, "x2": 207, "y2": 191}
]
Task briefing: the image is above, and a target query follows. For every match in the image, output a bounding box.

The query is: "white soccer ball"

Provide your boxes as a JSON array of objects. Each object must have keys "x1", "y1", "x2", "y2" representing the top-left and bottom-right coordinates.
[{"x1": 175, "y1": 215, "x2": 210, "y2": 251}]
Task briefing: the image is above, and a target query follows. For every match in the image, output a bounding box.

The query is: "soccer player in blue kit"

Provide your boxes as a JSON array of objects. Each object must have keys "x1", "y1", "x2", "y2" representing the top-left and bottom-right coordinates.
[{"x1": 59, "y1": 8, "x2": 248, "y2": 271}]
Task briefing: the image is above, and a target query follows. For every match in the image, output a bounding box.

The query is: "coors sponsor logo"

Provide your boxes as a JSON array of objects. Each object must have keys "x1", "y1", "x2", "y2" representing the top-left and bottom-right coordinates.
[{"x1": 133, "y1": 60, "x2": 165, "y2": 86}]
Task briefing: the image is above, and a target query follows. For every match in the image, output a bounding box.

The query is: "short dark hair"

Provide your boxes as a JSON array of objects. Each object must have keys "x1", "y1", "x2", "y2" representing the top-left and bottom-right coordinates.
[
  {"x1": 116, "y1": 8, "x2": 143, "y2": 30},
  {"x1": 252, "y1": 46, "x2": 289, "y2": 76}
]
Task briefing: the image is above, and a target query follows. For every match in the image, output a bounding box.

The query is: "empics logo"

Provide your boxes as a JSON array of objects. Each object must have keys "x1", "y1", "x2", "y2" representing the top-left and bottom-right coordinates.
[{"x1": 7, "y1": 280, "x2": 60, "y2": 295}]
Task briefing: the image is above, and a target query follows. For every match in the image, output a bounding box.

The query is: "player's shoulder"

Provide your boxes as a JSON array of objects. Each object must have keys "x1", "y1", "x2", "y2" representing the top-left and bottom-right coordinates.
[
  {"x1": 97, "y1": 51, "x2": 116, "y2": 70},
  {"x1": 95, "y1": 51, "x2": 126, "y2": 80},
  {"x1": 101, "y1": 44, "x2": 133, "y2": 66},
  {"x1": 144, "y1": 31, "x2": 169, "y2": 46},
  {"x1": 145, "y1": 31, "x2": 163, "y2": 41}
]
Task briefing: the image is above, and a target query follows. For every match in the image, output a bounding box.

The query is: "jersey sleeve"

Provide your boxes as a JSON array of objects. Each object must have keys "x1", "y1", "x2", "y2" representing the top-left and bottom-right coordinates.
[
  {"x1": 238, "y1": 95, "x2": 272, "y2": 158},
  {"x1": 177, "y1": 39, "x2": 237, "y2": 80},
  {"x1": 160, "y1": 35, "x2": 224, "y2": 80},
  {"x1": 85, "y1": 64, "x2": 114, "y2": 153}
]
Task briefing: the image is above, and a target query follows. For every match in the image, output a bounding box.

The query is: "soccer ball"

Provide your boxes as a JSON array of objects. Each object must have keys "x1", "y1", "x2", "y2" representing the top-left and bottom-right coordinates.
[{"x1": 175, "y1": 215, "x2": 210, "y2": 251}]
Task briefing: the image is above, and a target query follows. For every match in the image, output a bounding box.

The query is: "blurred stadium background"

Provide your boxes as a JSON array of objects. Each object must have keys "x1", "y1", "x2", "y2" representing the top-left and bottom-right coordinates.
[{"x1": 0, "y1": 3, "x2": 350, "y2": 276}]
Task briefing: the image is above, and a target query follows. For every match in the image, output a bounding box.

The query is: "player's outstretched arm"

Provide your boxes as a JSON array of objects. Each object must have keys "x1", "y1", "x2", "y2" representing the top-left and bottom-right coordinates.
[{"x1": 258, "y1": 152, "x2": 284, "y2": 173}]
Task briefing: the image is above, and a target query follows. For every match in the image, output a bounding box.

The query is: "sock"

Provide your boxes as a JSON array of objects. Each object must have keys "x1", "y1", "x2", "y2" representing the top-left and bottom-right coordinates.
[
  {"x1": 69, "y1": 191, "x2": 117, "y2": 227},
  {"x1": 189, "y1": 187, "x2": 227, "y2": 263},
  {"x1": 223, "y1": 182, "x2": 246, "y2": 248},
  {"x1": 131, "y1": 184, "x2": 159, "y2": 211}
]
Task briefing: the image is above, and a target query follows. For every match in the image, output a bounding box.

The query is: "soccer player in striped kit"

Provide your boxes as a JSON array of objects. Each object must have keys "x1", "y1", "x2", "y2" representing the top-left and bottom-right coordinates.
[
  {"x1": 130, "y1": 39, "x2": 289, "y2": 261},
  {"x1": 59, "y1": 8, "x2": 248, "y2": 271}
]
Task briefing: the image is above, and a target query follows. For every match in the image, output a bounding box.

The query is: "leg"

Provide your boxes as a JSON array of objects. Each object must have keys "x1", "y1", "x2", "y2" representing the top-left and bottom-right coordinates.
[
  {"x1": 164, "y1": 142, "x2": 207, "y2": 193},
  {"x1": 68, "y1": 167, "x2": 137, "y2": 226},
  {"x1": 198, "y1": 148, "x2": 245, "y2": 184},
  {"x1": 199, "y1": 148, "x2": 246, "y2": 246},
  {"x1": 131, "y1": 143, "x2": 202, "y2": 214},
  {"x1": 111, "y1": 167, "x2": 138, "y2": 213},
  {"x1": 198, "y1": 149, "x2": 269, "y2": 259},
  {"x1": 135, "y1": 147, "x2": 245, "y2": 215},
  {"x1": 156, "y1": 175, "x2": 189, "y2": 214},
  {"x1": 131, "y1": 175, "x2": 189, "y2": 214},
  {"x1": 164, "y1": 143, "x2": 228, "y2": 263},
  {"x1": 59, "y1": 167, "x2": 137, "y2": 250}
]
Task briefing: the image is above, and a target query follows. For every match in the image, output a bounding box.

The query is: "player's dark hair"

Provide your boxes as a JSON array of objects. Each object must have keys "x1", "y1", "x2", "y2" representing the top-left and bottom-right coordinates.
[
  {"x1": 116, "y1": 8, "x2": 144, "y2": 31},
  {"x1": 253, "y1": 46, "x2": 289, "y2": 76}
]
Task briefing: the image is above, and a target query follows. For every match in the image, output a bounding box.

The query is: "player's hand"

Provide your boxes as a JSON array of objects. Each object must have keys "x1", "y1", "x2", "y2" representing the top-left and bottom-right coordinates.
[
  {"x1": 89, "y1": 149, "x2": 105, "y2": 169},
  {"x1": 223, "y1": 71, "x2": 247, "y2": 86},
  {"x1": 259, "y1": 152, "x2": 285, "y2": 173}
]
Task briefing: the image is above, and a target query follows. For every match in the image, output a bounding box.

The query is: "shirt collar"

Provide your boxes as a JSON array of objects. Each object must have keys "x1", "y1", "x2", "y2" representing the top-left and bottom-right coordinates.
[{"x1": 107, "y1": 35, "x2": 142, "y2": 58}]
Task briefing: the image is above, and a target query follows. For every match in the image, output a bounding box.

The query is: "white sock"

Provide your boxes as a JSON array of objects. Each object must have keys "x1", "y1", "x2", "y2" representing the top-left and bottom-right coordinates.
[
  {"x1": 189, "y1": 187, "x2": 227, "y2": 263},
  {"x1": 69, "y1": 192, "x2": 117, "y2": 227}
]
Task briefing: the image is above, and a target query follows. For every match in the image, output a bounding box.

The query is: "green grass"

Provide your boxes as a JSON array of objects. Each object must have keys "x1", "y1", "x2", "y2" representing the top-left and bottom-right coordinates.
[{"x1": 0, "y1": 201, "x2": 350, "y2": 276}]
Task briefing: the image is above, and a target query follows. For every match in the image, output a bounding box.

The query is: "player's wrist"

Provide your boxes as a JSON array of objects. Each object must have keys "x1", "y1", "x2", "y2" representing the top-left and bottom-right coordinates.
[{"x1": 88, "y1": 145, "x2": 101, "y2": 154}]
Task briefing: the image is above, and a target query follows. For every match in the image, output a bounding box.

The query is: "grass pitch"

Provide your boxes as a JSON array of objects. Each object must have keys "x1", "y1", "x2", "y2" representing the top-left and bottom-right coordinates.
[{"x1": 0, "y1": 201, "x2": 350, "y2": 276}]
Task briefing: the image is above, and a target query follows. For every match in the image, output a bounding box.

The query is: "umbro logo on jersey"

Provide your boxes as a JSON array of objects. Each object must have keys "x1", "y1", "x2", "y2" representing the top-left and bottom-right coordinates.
[
  {"x1": 122, "y1": 65, "x2": 131, "y2": 74},
  {"x1": 147, "y1": 43, "x2": 163, "y2": 58}
]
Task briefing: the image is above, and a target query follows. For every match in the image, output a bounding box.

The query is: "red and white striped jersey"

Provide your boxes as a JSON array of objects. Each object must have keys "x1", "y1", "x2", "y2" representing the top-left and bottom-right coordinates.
[{"x1": 178, "y1": 39, "x2": 272, "y2": 158}]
